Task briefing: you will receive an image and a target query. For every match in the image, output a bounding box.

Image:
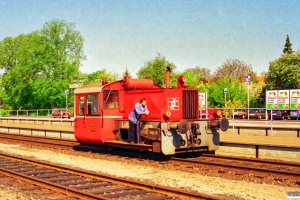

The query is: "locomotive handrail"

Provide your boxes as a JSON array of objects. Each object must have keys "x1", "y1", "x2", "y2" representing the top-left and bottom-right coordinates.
[{"x1": 101, "y1": 108, "x2": 104, "y2": 128}]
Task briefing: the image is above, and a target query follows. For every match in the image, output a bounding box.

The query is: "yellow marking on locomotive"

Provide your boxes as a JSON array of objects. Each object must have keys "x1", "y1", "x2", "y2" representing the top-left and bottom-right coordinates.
[
  {"x1": 121, "y1": 122, "x2": 129, "y2": 128},
  {"x1": 90, "y1": 124, "x2": 96, "y2": 131},
  {"x1": 143, "y1": 124, "x2": 153, "y2": 129},
  {"x1": 121, "y1": 122, "x2": 153, "y2": 129}
]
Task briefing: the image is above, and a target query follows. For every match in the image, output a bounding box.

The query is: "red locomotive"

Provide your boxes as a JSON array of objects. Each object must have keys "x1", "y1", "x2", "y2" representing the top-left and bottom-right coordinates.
[{"x1": 74, "y1": 69, "x2": 229, "y2": 155}]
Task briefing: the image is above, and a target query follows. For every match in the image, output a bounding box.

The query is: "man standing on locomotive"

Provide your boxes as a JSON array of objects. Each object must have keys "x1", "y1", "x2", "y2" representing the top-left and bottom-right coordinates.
[{"x1": 128, "y1": 98, "x2": 149, "y2": 144}]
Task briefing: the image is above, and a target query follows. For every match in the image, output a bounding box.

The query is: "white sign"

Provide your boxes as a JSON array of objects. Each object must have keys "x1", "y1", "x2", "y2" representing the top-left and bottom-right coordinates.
[
  {"x1": 69, "y1": 84, "x2": 79, "y2": 89},
  {"x1": 65, "y1": 90, "x2": 69, "y2": 95},
  {"x1": 199, "y1": 92, "x2": 207, "y2": 108},
  {"x1": 224, "y1": 88, "x2": 227, "y2": 94},
  {"x1": 266, "y1": 90, "x2": 278, "y2": 108},
  {"x1": 290, "y1": 89, "x2": 300, "y2": 109}
]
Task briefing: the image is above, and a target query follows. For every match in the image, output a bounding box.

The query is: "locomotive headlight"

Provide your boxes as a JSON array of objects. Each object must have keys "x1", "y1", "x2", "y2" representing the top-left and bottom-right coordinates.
[
  {"x1": 162, "y1": 110, "x2": 171, "y2": 118},
  {"x1": 165, "y1": 110, "x2": 171, "y2": 117}
]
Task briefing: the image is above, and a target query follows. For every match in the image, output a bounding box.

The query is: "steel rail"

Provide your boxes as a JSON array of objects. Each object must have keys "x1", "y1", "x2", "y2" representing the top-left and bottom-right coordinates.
[
  {"x1": 0, "y1": 167, "x2": 109, "y2": 200},
  {"x1": 171, "y1": 157, "x2": 300, "y2": 177},
  {"x1": 201, "y1": 154, "x2": 300, "y2": 167},
  {"x1": 0, "y1": 153, "x2": 221, "y2": 200}
]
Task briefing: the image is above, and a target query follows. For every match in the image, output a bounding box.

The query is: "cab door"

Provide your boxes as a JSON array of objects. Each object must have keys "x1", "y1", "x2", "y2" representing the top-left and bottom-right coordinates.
[{"x1": 74, "y1": 95, "x2": 87, "y2": 141}]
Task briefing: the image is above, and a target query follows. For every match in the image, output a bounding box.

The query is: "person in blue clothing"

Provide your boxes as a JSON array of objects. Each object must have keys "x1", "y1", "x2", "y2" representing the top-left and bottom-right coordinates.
[
  {"x1": 128, "y1": 98, "x2": 150, "y2": 144},
  {"x1": 297, "y1": 110, "x2": 300, "y2": 120}
]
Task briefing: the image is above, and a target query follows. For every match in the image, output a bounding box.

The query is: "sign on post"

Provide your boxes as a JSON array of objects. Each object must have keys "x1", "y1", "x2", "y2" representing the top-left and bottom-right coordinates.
[
  {"x1": 224, "y1": 88, "x2": 227, "y2": 94},
  {"x1": 290, "y1": 89, "x2": 300, "y2": 108},
  {"x1": 65, "y1": 90, "x2": 69, "y2": 95},
  {"x1": 69, "y1": 84, "x2": 79, "y2": 89},
  {"x1": 278, "y1": 90, "x2": 289, "y2": 108},
  {"x1": 266, "y1": 90, "x2": 278, "y2": 108},
  {"x1": 198, "y1": 92, "x2": 207, "y2": 108},
  {"x1": 246, "y1": 76, "x2": 250, "y2": 84}
]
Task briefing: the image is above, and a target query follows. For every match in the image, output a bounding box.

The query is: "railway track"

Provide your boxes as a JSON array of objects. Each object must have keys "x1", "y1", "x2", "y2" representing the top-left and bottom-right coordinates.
[
  {"x1": 169, "y1": 155, "x2": 300, "y2": 187},
  {"x1": 0, "y1": 152, "x2": 219, "y2": 200},
  {"x1": 0, "y1": 132, "x2": 78, "y2": 147},
  {"x1": 172, "y1": 154, "x2": 300, "y2": 177},
  {"x1": 1, "y1": 132, "x2": 299, "y2": 188}
]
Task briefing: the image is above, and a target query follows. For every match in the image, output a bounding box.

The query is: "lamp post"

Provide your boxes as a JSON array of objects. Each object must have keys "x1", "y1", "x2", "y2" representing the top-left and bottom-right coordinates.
[
  {"x1": 224, "y1": 88, "x2": 227, "y2": 107},
  {"x1": 246, "y1": 76, "x2": 250, "y2": 120},
  {"x1": 65, "y1": 89, "x2": 69, "y2": 109},
  {"x1": 252, "y1": 86, "x2": 256, "y2": 108},
  {"x1": 70, "y1": 76, "x2": 83, "y2": 117}
]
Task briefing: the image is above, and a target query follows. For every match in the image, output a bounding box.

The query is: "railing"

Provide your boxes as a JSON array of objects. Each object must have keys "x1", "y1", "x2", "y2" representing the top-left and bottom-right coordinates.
[
  {"x1": 199, "y1": 107, "x2": 299, "y2": 120},
  {"x1": 0, "y1": 108, "x2": 297, "y2": 120},
  {"x1": 0, "y1": 108, "x2": 74, "y2": 118}
]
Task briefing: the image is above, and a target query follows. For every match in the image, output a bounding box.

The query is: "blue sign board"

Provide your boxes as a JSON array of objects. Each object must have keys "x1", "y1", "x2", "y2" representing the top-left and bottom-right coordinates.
[
  {"x1": 65, "y1": 89, "x2": 69, "y2": 95},
  {"x1": 246, "y1": 76, "x2": 250, "y2": 84}
]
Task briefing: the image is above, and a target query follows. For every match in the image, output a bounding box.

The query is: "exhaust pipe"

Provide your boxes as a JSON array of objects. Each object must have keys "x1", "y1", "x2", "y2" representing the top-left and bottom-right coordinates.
[{"x1": 166, "y1": 67, "x2": 171, "y2": 89}]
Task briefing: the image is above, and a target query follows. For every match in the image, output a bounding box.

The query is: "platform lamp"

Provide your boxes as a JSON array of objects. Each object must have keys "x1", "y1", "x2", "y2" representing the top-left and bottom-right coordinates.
[
  {"x1": 71, "y1": 76, "x2": 83, "y2": 117},
  {"x1": 252, "y1": 86, "x2": 256, "y2": 108},
  {"x1": 246, "y1": 76, "x2": 250, "y2": 120}
]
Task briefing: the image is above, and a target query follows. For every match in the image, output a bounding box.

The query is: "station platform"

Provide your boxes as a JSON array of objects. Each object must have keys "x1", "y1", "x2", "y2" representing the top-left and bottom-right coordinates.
[
  {"x1": 0, "y1": 120, "x2": 73, "y2": 132},
  {"x1": 221, "y1": 133, "x2": 300, "y2": 148}
]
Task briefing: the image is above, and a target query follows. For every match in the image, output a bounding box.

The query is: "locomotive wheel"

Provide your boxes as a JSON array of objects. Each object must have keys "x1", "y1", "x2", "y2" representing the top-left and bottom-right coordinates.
[
  {"x1": 115, "y1": 131, "x2": 122, "y2": 140},
  {"x1": 146, "y1": 151, "x2": 156, "y2": 156},
  {"x1": 106, "y1": 146, "x2": 114, "y2": 151}
]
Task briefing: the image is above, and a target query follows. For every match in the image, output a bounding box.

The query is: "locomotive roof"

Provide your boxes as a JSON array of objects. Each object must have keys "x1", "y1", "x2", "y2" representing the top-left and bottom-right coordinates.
[{"x1": 74, "y1": 80, "x2": 122, "y2": 94}]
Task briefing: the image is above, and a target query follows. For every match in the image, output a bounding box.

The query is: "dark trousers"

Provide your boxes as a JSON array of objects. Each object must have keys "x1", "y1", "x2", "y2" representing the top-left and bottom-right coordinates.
[{"x1": 128, "y1": 121, "x2": 141, "y2": 143}]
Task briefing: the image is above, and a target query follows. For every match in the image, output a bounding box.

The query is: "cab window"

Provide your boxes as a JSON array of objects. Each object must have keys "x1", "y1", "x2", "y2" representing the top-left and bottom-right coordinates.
[
  {"x1": 87, "y1": 94, "x2": 99, "y2": 115},
  {"x1": 79, "y1": 97, "x2": 84, "y2": 116},
  {"x1": 103, "y1": 90, "x2": 119, "y2": 108}
]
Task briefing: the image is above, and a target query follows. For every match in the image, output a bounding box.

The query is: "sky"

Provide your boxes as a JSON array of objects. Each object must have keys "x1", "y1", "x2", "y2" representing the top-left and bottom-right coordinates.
[{"x1": 1, "y1": 0, "x2": 299, "y2": 77}]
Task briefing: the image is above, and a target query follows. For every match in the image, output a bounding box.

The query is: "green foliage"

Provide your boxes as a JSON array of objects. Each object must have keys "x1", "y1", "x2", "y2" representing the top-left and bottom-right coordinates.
[
  {"x1": 137, "y1": 53, "x2": 177, "y2": 87},
  {"x1": 0, "y1": 109, "x2": 8, "y2": 116},
  {"x1": 200, "y1": 76, "x2": 248, "y2": 108},
  {"x1": 182, "y1": 66, "x2": 212, "y2": 88},
  {"x1": 212, "y1": 59, "x2": 254, "y2": 80},
  {"x1": 265, "y1": 50, "x2": 300, "y2": 89},
  {"x1": 283, "y1": 35, "x2": 293, "y2": 54},
  {"x1": 0, "y1": 19, "x2": 85, "y2": 109},
  {"x1": 85, "y1": 69, "x2": 121, "y2": 84}
]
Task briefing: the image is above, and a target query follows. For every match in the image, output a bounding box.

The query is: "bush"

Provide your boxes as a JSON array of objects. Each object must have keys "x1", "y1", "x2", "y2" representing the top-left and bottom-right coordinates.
[{"x1": 0, "y1": 109, "x2": 9, "y2": 116}]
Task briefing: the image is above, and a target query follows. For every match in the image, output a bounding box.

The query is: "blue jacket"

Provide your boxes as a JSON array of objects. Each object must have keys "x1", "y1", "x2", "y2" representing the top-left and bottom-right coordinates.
[{"x1": 128, "y1": 102, "x2": 148, "y2": 124}]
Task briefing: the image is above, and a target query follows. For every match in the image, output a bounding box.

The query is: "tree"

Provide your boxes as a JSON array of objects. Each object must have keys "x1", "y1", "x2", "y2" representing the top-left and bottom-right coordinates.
[
  {"x1": 181, "y1": 70, "x2": 202, "y2": 88},
  {"x1": 212, "y1": 59, "x2": 254, "y2": 81},
  {"x1": 1, "y1": 32, "x2": 47, "y2": 109},
  {"x1": 137, "y1": 53, "x2": 177, "y2": 87},
  {"x1": 85, "y1": 69, "x2": 121, "y2": 84},
  {"x1": 265, "y1": 50, "x2": 300, "y2": 89},
  {"x1": 122, "y1": 67, "x2": 132, "y2": 78},
  {"x1": 0, "y1": 19, "x2": 86, "y2": 109},
  {"x1": 183, "y1": 66, "x2": 212, "y2": 84},
  {"x1": 181, "y1": 66, "x2": 212, "y2": 89},
  {"x1": 283, "y1": 35, "x2": 293, "y2": 54}
]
